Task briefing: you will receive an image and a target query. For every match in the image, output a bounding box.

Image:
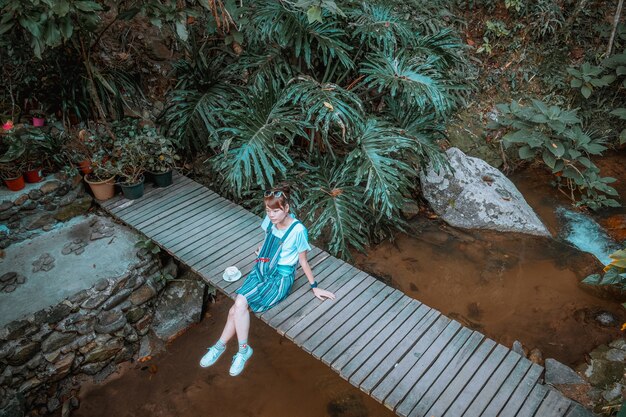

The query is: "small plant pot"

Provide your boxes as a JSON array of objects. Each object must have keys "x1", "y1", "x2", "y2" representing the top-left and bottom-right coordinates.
[
  {"x1": 85, "y1": 175, "x2": 115, "y2": 201},
  {"x1": 151, "y1": 170, "x2": 173, "y2": 187},
  {"x1": 78, "y1": 159, "x2": 93, "y2": 175},
  {"x1": 24, "y1": 168, "x2": 44, "y2": 183},
  {"x1": 4, "y1": 174, "x2": 25, "y2": 191},
  {"x1": 120, "y1": 176, "x2": 145, "y2": 200},
  {"x1": 32, "y1": 117, "x2": 45, "y2": 127}
]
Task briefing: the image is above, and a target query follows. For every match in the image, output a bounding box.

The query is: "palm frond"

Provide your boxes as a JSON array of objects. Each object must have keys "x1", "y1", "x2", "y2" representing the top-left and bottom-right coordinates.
[
  {"x1": 233, "y1": 46, "x2": 295, "y2": 90},
  {"x1": 299, "y1": 159, "x2": 369, "y2": 259},
  {"x1": 384, "y1": 99, "x2": 448, "y2": 173},
  {"x1": 282, "y1": 75, "x2": 365, "y2": 154},
  {"x1": 212, "y1": 87, "x2": 306, "y2": 193},
  {"x1": 349, "y1": 3, "x2": 414, "y2": 52},
  {"x1": 412, "y1": 28, "x2": 466, "y2": 71},
  {"x1": 248, "y1": 0, "x2": 353, "y2": 70},
  {"x1": 161, "y1": 54, "x2": 238, "y2": 153},
  {"x1": 344, "y1": 118, "x2": 414, "y2": 220},
  {"x1": 360, "y1": 51, "x2": 451, "y2": 115}
]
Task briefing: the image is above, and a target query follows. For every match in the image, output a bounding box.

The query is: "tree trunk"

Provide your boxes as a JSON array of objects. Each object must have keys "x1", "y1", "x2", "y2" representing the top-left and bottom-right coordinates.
[{"x1": 608, "y1": 0, "x2": 625, "y2": 57}]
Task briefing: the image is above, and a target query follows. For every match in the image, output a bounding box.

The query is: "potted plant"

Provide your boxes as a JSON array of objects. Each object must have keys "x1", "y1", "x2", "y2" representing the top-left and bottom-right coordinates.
[
  {"x1": 0, "y1": 132, "x2": 26, "y2": 191},
  {"x1": 84, "y1": 148, "x2": 116, "y2": 201},
  {"x1": 18, "y1": 128, "x2": 54, "y2": 183},
  {"x1": 112, "y1": 134, "x2": 149, "y2": 200},
  {"x1": 143, "y1": 127, "x2": 180, "y2": 187},
  {"x1": 61, "y1": 129, "x2": 94, "y2": 175},
  {"x1": 28, "y1": 108, "x2": 47, "y2": 127}
]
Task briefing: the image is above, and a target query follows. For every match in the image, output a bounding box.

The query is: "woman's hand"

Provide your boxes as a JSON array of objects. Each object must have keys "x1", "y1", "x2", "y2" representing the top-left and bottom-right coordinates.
[{"x1": 312, "y1": 287, "x2": 336, "y2": 301}]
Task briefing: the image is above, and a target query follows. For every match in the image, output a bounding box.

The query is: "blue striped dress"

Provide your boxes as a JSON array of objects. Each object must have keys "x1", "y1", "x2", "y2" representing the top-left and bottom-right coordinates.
[{"x1": 236, "y1": 216, "x2": 311, "y2": 312}]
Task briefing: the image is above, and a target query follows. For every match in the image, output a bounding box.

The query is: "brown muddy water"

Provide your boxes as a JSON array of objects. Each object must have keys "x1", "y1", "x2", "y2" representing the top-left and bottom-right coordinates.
[
  {"x1": 354, "y1": 153, "x2": 626, "y2": 367},
  {"x1": 74, "y1": 297, "x2": 396, "y2": 417},
  {"x1": 73, "y1": 153, "x2": 625, "y2": 415}
]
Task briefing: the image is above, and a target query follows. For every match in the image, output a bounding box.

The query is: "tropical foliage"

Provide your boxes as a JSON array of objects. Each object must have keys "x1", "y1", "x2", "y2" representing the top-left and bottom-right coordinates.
[
  {"x1": 158, "y1": 0, "x2": 467, "y2": 258},
  {"x1": 489, "y1": 99, "x2": 619, "y2": 210},
  {"x1": 583, "y1": 248, "x2": 626, "y2": 308}
]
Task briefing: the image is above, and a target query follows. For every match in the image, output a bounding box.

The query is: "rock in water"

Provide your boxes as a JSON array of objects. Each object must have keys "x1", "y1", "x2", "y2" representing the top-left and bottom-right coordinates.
[
  {"x1": 420, "y1": 148, "x2": 550, "y2": 236},
  {"x1": 151, "y1": 280, "x2": 206, "y2": 342},
  {"x1": 545, "y1": 358, "x2": 586, "y2": 385}
]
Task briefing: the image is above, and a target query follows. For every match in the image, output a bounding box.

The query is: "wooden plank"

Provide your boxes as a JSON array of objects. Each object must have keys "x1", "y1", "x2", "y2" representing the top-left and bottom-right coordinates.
[
  {"x1": 443, "y1": 344, "x2": 510, "y2": 416},
  {"x1": 144, "y1": 197, "x2": 233, "y2": 238},
  {"x1": 300, "y1": 280, "x2": 390, "y2": 353},
  {"x1": 188, "y1": 218, "x2": 264, "y2": 270},
  {"x1": 420, "y1": 339, "x2": 497, "y2": 417},
  {"x1": 308, "y1": 284, "x2": 396, "y2": 359},
  {"x1": 514, "y1": 383, "x2": 549, "y2": 417},
  {"x1": 175, "y1": 210, "x2": 258, "y2": 259},
  {"x1": 131, "y1": 189, "x2": 220, "y2": 229},
  {"x1": 531, "y1": 389, "x2": 571, "y2": 417},
  {"x1": 327, "y1": 294, "x2": 414, "y2": 369},
  {"x1": 479, "y1": 355, "x2": 532, "y2": 417},
  {"x1": 264, "y1": 260, "x2": 356, "y2": 328},
  {"x1": 120, "y1": 185, "x2": 207, "y2": 225},
  {"x1": 109, "y1": 176, "x2": 194, "y2": 214},
  {"x1": 404, "y1": 331, "x2": 485, "y2": 417},
  {"x1": 173, "y1": 213, "x2": 259, "y2": 262},
  {"x1": 380, "y1": 325, "x2": 472, "y2": 411},
  {"x1": 360, "y1": 314, "x2": 453, "y2": 395},
  {"x1": 463, "y1": 350, "x2": 523, "y2": 416},
  {"x1": 500, "y1": 363, "x2": 544, "y2": 416},
  {"x1": 288, "y1": 275, "x2": 379, "y2": 343},
  {"x1": 347, "y1": 307, "x2": 439, "y2": 387},
  {"x1": 147, "y1": 197, "x2": 236, "y2": 238},
  {"x1": 274, "y1": 267, "x2": 366, "y2": 334},
  {"x1": 258, "y1": 256, "x2": 345, "y2": 323},
  {"x1": 336, "y1": 301, "x2": 428, "y2": 380},
  {"x1": 159, "y1": 202, "x2": 251, "y2": 247},
  {"x1": 102, "y1": 174, "x2": 188, "y2": 210}
]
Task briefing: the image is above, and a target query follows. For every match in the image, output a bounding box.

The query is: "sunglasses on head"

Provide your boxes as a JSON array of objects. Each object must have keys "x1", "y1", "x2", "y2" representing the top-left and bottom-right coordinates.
[{"x1": 264, "y1": 190, "x2": 284, "y2": 198}]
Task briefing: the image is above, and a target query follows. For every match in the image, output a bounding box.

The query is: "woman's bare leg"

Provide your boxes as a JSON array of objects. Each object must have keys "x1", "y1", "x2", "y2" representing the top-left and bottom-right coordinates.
[
  {"x1": 218, "y1": 305, "x2": 237, "y2": 343},
  {"x1": 233, "y1": 294, "x2": 250, "y2": 343}
]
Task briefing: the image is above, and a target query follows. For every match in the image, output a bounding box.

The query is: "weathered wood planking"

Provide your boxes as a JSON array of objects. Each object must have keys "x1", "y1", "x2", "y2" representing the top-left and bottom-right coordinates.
[{"x1": 96, "y1": 173, "x2": 593, "y2": 417}]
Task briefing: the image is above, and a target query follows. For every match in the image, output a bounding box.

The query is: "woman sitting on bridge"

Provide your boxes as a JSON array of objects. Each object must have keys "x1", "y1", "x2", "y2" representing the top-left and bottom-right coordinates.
[{"x1": 199, "y1": 184, "x2": 336, "y2": 376}]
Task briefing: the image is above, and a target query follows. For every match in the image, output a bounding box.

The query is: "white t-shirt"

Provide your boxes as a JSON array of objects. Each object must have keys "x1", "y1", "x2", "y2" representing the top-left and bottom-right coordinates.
[{"x1": 261, "y1": 215, "x2": 311, "y2": 266}]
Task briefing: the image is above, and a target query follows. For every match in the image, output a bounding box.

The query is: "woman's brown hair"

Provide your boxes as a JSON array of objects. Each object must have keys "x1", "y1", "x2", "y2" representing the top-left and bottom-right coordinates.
[{"x1": 264, "y1": 183, "x2": 291, "y2": 210}]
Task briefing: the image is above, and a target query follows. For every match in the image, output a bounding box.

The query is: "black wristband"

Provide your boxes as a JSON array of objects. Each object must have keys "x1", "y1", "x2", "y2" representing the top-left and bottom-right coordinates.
[{"x1": 310, "y1": 281, "x2": 318, "y2": 289}]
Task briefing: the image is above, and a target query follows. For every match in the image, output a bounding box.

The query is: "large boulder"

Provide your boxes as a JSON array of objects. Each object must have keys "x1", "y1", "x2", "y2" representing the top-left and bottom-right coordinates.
[
  {"x1": 151, "y1": 279, "x2": 205, "y2": 342},
  {"x1": 420, "y1": 148, "x2": 550, "y2": 236}
]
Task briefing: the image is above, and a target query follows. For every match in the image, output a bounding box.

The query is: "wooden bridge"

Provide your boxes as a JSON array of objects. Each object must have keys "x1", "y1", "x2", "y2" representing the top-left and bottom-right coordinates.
[{"x1": 98, "y1": 172, "x2": 593, "y2": 417}]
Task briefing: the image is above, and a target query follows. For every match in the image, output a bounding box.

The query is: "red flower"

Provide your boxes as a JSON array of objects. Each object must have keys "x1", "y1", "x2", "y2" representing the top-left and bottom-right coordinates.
[{"x1": 2, "y1": 120, "x2": 14, "y2": 131}]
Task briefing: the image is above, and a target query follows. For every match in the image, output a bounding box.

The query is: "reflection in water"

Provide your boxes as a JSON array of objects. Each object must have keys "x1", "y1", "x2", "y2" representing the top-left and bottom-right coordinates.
[{"x1": 557, "y1": 207, "x2": 621, "y2": 265}]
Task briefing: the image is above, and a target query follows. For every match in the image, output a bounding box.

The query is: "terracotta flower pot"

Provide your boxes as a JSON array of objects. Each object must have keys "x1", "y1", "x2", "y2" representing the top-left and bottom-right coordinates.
[
  {"x1": 24, "y1": 168, "x2": 44, "y2": 183},
  {"x1": 85, "y1": 175, "x2": 115, "y2": 201},
  {"x1": 4, "y1": 174, "x2": 25, "y2": 191}
]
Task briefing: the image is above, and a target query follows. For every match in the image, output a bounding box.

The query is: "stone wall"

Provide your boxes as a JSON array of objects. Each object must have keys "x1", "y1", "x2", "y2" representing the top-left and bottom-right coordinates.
[
  {"x1": 0, "y1": 175, "x2": 92, "y2": 250},
  {"x1": 0, "y1": 250, "x2": 207, "y2": 416}
]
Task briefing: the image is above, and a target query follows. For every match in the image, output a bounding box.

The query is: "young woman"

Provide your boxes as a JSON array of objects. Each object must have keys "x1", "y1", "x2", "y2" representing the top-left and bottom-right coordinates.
[{"x1": 199, "y1": 185, "x2": 336, "y2": 376}]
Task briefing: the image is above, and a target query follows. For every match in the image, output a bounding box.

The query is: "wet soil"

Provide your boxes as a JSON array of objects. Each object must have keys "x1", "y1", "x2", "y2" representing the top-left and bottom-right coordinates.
[
  {"x1": 354, "y1": 152, "x2": 626, "y2": 367},
  {"x1": 74, "y1": 295, "x2": 396, "y2": 417}
]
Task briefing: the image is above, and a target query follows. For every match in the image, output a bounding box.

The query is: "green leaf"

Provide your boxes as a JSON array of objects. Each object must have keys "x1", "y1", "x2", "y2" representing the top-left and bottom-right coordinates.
[
  {"x1": 0, "y1": 21, "x2": 13, "y2": 35},
  {"x1": 610, "y1": 108, "x2": 626, "y2": 120},
  {"x1": 52, "y1": 0, "x2": 70, "y2": 16},
  {"x1": 571, "y1": 79, "x2": 582, "y2": 88},
  {"x1": 307, "y1": 5, "x2": 323, "y2": 23},
  {"x1": 542, "y1": 150, "x2": 556, "y2": 169},
  {"x1": 518, "y1": 145, "x2": 535, "y2": 159},
  {"x1": 74, "y1": 1, "x2": 103, "y2": 12},
  {"x1": 620, "y1": 128, "x2": 626, "y2": 145},
  {"x1": 175, "y1": 20, "x2": 188, "y2": 41},
  {"x1": 581, "y1": 85, "x2": 592, "y2": 98},
  {"x1": 548, "y1": 141, "x2": 565, "y2": 157}
]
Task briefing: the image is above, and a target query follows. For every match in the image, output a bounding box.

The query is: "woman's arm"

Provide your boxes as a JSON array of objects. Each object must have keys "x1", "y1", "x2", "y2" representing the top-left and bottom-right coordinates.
[{"x1": 298, "y1": 251, "x2": 336, "y2": 301}]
